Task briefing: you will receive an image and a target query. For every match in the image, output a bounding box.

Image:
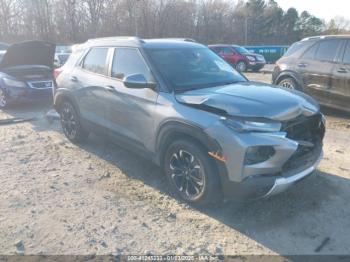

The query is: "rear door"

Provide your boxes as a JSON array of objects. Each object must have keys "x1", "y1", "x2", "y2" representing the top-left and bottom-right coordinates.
[
  {"x1": 331, "y1": 40, "x2": 350, "y2": 111},
  {"x1": 104, "y1": 47, "x2": 158, "y2": 151},
  {"x1": 73, "y1": 47, "x2": 112, "y2": 131},
  {"x1": 297, "y1": 39, "x2": 342, "y2": 104},
  {"x1": 218, "y1": 47, "x2": 237, "y2": 65}
]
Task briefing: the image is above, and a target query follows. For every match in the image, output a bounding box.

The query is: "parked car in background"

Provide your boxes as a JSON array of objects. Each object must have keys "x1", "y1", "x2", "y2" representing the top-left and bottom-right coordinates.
[
  {"x1": 245, "y1": 45, "x2": 289, "y2": 64},
  {"x1": 0, "y1": 42, "x2": 9, "y2": 51},
  {"x1": 273, "y1": 35, "x2": 350, "y2": 113},
  {"x1": 54, "y1": 37, "x2": 324, "y2": 205},
  {"x1": 54, "y1": 44, "x2": 72, "y2": 67},
  {"x1": 0, "y1": 50, "x2": 6, "y2": 63},
  {"x1": 209, "y1": 44, "x2": 266, "y2": 72},
  {"x1": 0, "y1": 41, "x2": 55, "y2": 108}
]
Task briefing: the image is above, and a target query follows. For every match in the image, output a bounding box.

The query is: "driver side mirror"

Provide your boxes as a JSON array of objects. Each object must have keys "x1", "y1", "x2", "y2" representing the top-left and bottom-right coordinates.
[{"x1": 123, "y1": 74, "x2": 156, "y2": 89}]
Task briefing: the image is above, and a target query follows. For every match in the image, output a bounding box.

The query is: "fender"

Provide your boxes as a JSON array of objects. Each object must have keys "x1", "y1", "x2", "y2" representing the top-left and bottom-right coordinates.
[
  {"x1": 155, "y1": 119, "x2": 229, "y2": 185},
  {"x1": 274, "y1": 70, "x2": 303, "y2": 88},
  {"x1": 53, "y1": 88, "x2": 81, "y2": 115}
]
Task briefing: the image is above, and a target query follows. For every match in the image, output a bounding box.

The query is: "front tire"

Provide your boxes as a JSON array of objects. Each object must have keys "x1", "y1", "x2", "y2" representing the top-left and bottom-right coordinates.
[
  {"x1": 278, "y1": 77, "x2": 301, "y2": 91},
  {"x1": 236, "y1": 61, "x2": 247, "y2": 72},
  {"x1": 163, "y1": 139, "x2": 222, "y2": 206},
  {"x1": 59, "y1": 101, "x2": 89, "y2": 143},
  {"x1": 0, "y1": 89, "x2": 8, "y2": 109}
]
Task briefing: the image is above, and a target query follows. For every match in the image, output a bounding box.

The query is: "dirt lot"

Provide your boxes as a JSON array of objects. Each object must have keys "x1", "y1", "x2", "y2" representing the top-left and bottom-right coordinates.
[{"x1": 0, "y1": 72, "x2": 350, "y2": 256}]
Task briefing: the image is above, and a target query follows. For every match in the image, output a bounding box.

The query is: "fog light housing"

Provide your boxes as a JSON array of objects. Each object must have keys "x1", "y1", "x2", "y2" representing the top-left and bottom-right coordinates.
[{"x1": 244, "y1": 146, "x2": 275, "y2": 165}]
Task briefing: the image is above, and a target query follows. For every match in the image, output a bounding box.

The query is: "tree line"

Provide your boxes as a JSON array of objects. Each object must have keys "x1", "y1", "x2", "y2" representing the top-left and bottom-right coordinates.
[{"x1": 0, "y1": 0, "x2": 349, "y2": 45}]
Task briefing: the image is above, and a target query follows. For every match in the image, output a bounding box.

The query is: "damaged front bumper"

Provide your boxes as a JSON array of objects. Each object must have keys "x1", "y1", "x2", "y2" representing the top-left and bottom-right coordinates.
[
  {"x1": 264, "y1": 149, "x2": 323, "y2": 197},
  {"x1": 205, "y1": 114, "x2": 325, "y2": 200}
]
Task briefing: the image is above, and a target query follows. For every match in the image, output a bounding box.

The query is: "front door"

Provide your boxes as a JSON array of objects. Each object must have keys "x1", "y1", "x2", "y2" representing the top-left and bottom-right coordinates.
[{"x1": 104, "y1": 47, "x2": 158, "y2": 151}]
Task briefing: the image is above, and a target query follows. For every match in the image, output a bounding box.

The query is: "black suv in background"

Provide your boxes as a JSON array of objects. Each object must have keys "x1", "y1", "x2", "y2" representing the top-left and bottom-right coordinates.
[{"x1": 273, "y1": 35, "x2": 350, "y2": 113}]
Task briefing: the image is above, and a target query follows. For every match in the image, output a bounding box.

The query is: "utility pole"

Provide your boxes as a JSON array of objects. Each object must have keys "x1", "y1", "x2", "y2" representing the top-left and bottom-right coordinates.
[
  {"x1": 245, "y1": 16, "x2": 248, "y2": 45},
  {"x1": 135, "y1": 0, "x2": 141, "y2": 36},
  {"x1": 244, "y1": 2, "x2": 250, "y2": 46}
]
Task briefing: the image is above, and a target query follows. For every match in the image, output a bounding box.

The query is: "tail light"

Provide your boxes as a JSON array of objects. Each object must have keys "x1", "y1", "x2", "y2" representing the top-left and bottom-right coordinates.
[{"x1": 53, "y1": 68, "x2": 62, "y2": 80}]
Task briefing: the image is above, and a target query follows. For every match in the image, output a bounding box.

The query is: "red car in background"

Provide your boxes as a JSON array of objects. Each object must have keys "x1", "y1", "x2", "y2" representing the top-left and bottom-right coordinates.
[{"x1": 209, "y1": 44, "x2": 266, "y2": 72}]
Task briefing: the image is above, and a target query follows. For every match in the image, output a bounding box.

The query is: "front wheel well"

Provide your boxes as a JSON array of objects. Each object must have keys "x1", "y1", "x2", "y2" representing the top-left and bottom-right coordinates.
[{"x1": 158, "y1": 131, "x2": 210, "y2": 167}]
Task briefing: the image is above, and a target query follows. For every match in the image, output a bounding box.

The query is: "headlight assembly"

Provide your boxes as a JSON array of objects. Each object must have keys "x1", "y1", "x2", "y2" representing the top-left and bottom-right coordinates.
[
  {"x1": 246, "y1": 55, "x2": 256, "y2": 62},
  {"x1": 3, "y1": 78, "x2": 27, "y2": 88},
  {"x1": 222, "y1": 117, "x2": 282, "y2": 133}
]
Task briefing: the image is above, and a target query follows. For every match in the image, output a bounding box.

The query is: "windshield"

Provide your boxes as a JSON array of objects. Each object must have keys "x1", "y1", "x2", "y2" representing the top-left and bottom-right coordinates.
[
  {"x1": 56, "y1": 45, "x2": 72, "y2": 53},
  {"x1": 234, "y1": 46, "x2": 250, "y2": 54},
  {"x1": 146, "y1": 47, "x2": 246, "y2": 91}
]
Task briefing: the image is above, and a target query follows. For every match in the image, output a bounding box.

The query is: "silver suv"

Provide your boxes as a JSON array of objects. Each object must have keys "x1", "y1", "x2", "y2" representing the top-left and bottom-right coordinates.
[{"x1": 54, "y1": 37, "x2": 325, "y2": 205}]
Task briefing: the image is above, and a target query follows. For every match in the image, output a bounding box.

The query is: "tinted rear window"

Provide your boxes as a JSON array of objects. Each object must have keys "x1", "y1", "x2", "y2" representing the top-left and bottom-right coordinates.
[
  {"x1": 315, "y1": 40, "x2": 342, "y2": 62},
  {"x1": 82, "y1": 48, "x2": 108, "y2": 75},
  {"x1": 343, "y1": 41, "x2": 350, "y2": 64}
]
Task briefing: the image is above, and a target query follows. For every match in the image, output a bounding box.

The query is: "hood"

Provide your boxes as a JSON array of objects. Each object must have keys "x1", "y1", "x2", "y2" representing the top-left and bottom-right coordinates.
[
  {"x1": 0, "y1": 41, "x2": 55, "y2": 70},
  {"x1": 175, "y1": 82, "x2": 320, "y2": 121}
]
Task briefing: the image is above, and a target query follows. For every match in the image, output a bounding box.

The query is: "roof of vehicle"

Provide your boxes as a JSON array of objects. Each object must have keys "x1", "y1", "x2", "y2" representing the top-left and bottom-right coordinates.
[
  {"x1": 301, "y1": 35, "x2": 350, "y2": 41},
  {"x1": 83, "y1": 37, "x2": 205, "y2": 49},
  {"x1": 208, "y1": 44, "x2": 233, "y2": 47}
]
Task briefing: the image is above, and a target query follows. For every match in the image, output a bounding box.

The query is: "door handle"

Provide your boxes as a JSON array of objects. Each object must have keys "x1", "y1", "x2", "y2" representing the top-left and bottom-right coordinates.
[
  {"x1": 105, "y1": 85, "x2": 116, "y2": 92},
  {"x1": 337, "y1": 68, "x2": 348, "y2": 73},
  {"x1": 298, "y1": 63, "x2": 308, "y2": 68},
  {"x1": 70, "y1": 76, "x2": 78, "y2": 82}
]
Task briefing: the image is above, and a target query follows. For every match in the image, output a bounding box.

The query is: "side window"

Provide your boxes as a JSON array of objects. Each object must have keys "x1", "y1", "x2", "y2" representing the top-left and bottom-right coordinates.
[
  {"x1": 111, "y1": 48, "x2": 153, "y2": 81},
  {"x1": 302, "y1": 44, "x2": 318, "y2": 60},
  {"x1": 82, "y1": 48, "x2": 108, "y2": 75},
  {"x1": 222, "y1": 47, "x2": 234, "y2": 55},
  {"x1": 211, "y1": 47, "x2": 221, "y2": 53},
  {"x1": 315, "y1": 40, "x2": 342, "y2": 62},
  {"x1": 342, "y1": 41, "x2": 350, "y2": 64}
]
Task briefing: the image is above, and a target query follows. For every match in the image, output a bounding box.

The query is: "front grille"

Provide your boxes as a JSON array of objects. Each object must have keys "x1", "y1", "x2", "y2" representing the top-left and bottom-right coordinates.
[
  {"x1": 281, "y1": 113, "x2": 325, "y2": 174},
  {"x1": 28, "y1": 81, "x2": 53, "y2": 89}
]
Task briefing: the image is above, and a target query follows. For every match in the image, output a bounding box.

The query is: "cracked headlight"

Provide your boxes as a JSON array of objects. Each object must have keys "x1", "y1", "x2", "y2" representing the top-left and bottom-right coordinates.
[
  {"x1": 3, "y1": 78, "x2": 27, "y2": 88},
  {"x1": 222, "y1": 117, "x2": 282, "y2": 133}
]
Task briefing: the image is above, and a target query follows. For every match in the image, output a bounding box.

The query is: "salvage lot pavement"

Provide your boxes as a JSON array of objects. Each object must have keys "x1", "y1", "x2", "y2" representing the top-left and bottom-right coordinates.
[{"x1": 0, "y1": 72, "x2": 350, "y2": 256}]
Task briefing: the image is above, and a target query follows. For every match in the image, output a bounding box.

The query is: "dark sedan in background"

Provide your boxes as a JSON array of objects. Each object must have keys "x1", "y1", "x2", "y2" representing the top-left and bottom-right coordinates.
[{"x1": 0, "y1": 41, "x2": 55, "y2": 108}]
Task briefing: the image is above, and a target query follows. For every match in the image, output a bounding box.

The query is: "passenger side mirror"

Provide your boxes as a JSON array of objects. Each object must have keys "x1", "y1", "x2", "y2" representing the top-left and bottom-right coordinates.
[{"x1": 123, "y1": 74, "x2": 156, "y2": 89}]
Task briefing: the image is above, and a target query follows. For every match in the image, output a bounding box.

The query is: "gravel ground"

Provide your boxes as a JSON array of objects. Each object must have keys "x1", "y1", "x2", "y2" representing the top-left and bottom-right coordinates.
[{"x1": 0, "y1": 73, "x2": 350, "y2": 256}]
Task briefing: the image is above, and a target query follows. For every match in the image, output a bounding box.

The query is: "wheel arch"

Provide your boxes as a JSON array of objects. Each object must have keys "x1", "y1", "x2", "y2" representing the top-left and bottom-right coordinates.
[
  {"x1": 275, "y1": 71, "x2": 303, "y2": 88},
  {"x1": 155, "y1": 120, "x2": 229, "y2": 187},
  {"x1": 54, "y1": 89, "x2": 81, "y2": 116}
]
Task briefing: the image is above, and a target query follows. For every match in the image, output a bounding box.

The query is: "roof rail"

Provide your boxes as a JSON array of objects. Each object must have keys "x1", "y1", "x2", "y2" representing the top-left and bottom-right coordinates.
[
  {"x1": 302, "y1": 35, "x2": 350, "y2": 41},
  {"x1": 87, "y1": 36, "x2": 144, "y2": 44},
  {"x1": 158, "y1": 38, "x2": 196, "y2": 42}
]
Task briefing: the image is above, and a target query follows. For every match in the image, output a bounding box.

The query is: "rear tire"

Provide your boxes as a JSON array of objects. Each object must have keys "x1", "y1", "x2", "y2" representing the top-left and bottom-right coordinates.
[
  {"x1": 0, "y1": 89, "x2": 8, "y2": 109},
  {"x1": 59, "y1": 101, "x2": 89, "y2": 143},
  {"x1": 163, "y1": 139, "x2": 222, "y2": 206}
]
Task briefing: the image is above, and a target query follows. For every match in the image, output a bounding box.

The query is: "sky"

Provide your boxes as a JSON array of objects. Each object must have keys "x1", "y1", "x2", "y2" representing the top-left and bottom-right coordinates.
[{"x1": 276, "y1": 0, "x2": 350, "y2": 21}]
